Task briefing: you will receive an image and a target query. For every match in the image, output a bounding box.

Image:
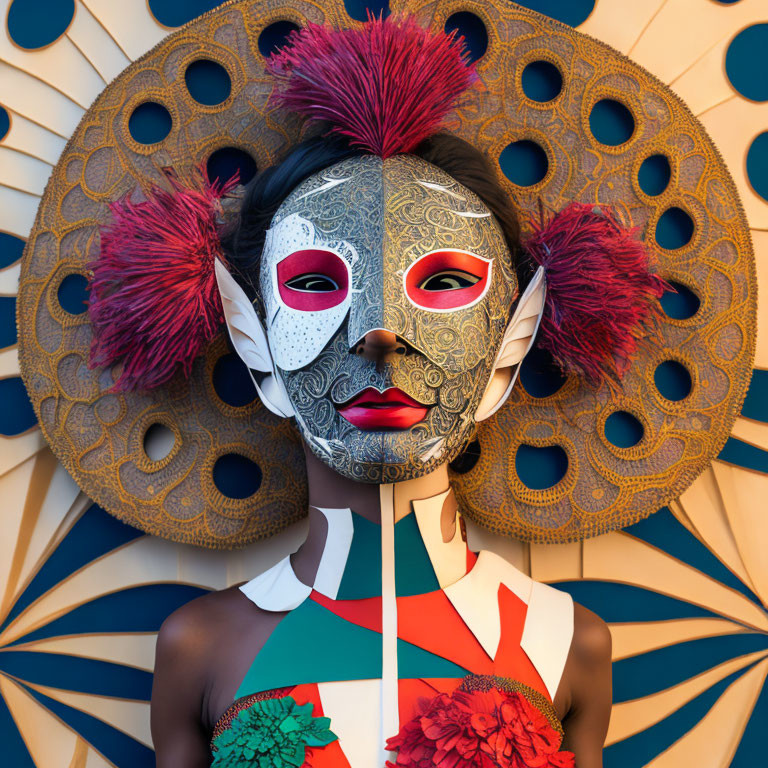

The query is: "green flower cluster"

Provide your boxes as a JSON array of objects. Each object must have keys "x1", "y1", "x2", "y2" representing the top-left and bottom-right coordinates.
[{"x1": 212, "y1": 696, "x2": 337, "y2": 767}]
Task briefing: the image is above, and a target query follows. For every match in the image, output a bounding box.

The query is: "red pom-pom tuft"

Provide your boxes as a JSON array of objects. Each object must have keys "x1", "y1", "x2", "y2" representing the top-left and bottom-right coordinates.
[
  {"x1": 88, "y1": 172, "x2": 236, "y2": 391},
  {"x1": 266, "y1": 15, "x2": 477, "y2": 158},
  {"x1": 524, "y1": 203, "x2": 668, "y2": 385}
]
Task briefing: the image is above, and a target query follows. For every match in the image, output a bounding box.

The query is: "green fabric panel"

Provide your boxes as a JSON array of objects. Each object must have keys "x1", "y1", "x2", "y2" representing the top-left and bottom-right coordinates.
[
  {"x1": 394, "y1": 513, "x2": 440, "y2": 597},
  {"x1": 236, "y1": 599, "x2": 382, "y2": 698},
  {"x1": 336, "y1": 512, "x2": 440, "y2": 599},
  {"x1": 397, "y1": 638, "x2": 470, "y2": 679},
  {"x1": 336, "y1": 514, "x2": 382, "y2": 599}
]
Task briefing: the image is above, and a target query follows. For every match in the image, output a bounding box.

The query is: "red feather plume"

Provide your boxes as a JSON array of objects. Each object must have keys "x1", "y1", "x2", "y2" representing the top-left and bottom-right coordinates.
[
  {"x1": 266, "y1": 15, "x2": 477, "y2": 158},
  {"x1": 88, "y1": 172, "x2": 236, "y2": 391},
  {"x1": 524, "y1": 203, "x2": 668, "y2": 385}
]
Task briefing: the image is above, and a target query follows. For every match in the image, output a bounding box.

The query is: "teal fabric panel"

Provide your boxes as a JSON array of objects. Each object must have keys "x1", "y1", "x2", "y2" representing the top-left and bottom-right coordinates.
[
  {"x1": 337, "y1": 512, "x2": 440, "y2": 599},
  {"x1": 236, "y1": 599, "x2": 382, "y2": 698},
  {"x1": 394, "y1": 514, "x2": 440, "y2": 597},
  {"x1": 336, "y1": 515, "x2": 381, "y2": 600},
  {"x1": 397, "y1": 638, "x2": 470, "y2": 679}
]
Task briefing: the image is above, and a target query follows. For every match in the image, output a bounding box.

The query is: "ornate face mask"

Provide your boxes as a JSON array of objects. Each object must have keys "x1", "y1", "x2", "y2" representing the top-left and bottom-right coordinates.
[{"x1": 252, "y1": 153, "x2": 518, "y2": 482}]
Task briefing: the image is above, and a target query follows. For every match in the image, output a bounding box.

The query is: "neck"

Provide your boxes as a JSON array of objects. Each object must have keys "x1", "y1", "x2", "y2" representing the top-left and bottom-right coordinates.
[{"x1": 292, "y1": 443, "x2": 458, "y2": 589}]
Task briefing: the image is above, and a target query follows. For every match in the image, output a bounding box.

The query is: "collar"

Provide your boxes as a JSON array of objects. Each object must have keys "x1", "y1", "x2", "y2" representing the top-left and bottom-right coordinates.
[
  {"x1": 240, "y1": 487, "x2": 469, "y2": 606},
  {"x1": 239, "y1": 512, "x2": 574, "y2": 700},
  {"x1": 444, "y1": 549, "x2": 574, "y2": 700}
]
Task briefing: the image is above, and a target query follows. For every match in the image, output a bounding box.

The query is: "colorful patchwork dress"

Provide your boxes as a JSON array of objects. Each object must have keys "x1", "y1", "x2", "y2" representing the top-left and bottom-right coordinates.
[{"x1": 210, "y1": 495, "x2": 576, "y2": 767}]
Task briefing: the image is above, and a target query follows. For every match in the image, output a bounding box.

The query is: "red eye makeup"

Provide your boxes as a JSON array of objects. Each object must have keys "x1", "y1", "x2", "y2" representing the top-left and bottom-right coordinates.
[
  {"x1": 277, "y1": 249, "x2": 350, "y2": 311},
  {"x1": 404, "y1": 249, "x2": 492, "y2": 311}
]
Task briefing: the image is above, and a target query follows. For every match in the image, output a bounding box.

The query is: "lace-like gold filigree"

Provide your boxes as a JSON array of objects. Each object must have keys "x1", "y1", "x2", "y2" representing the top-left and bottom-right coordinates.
[{"x1": 17, "y1": 0, "x2": 755, "y2": 547}]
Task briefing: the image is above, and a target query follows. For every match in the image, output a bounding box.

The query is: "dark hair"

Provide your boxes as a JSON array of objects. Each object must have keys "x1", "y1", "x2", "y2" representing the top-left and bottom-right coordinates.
[{"x1": 226, "y1": 132, "x2": 527, "y2": 299}]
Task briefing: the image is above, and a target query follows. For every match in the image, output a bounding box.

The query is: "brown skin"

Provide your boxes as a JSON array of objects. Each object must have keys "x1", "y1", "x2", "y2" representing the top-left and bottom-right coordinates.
[
  {"x1": 151, "y1": 587, "x2": 277, "y2": 768},
  {"x1": 556, "y1": 604, "x2": 613, "y2": 764}
]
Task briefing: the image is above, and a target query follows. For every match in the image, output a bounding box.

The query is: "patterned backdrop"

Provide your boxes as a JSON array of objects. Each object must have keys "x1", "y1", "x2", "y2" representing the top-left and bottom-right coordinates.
[{"x1": 1, "y1": 1, "x2": 767, "y2": 766}]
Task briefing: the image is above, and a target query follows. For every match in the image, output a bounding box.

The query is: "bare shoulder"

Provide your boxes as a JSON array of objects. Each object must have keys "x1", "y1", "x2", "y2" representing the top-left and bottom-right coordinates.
[
  {"x1": 555, "y1": 601, "x2": 612, "y2": 721},
  {"x1": 570, "y1": 602, "x2": 612, "y2": 668},
  {"x1": 156, "y1": 584, "x2": 267, "y2": 663},
  {"x1": 153, "y1": 584, "x2": 287, "y2": 736}
]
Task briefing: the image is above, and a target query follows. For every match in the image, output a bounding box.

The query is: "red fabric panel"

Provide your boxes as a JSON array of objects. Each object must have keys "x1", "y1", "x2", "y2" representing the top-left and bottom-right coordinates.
[
  {"x1": 494, "y1": 585, "x2": 549, "y2": 699},
  {"x1": 310, "y1": 590, "x2": 382, "y2": 633},
  {"x1": 397, "y1": 590, "x2": 494, "y2": 674},
  {"x1": 291, "y1": 683, "x2": 352, "y2": 768}
]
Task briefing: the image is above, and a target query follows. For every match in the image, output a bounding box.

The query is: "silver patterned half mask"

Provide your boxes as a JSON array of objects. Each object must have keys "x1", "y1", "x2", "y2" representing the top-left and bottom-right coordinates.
[
  {"x1": 217, "y1": 153, "x2": 551, "y2": 483},
  {"x1": 255, "y1": 153, "x2": 520, "y2": 483}
]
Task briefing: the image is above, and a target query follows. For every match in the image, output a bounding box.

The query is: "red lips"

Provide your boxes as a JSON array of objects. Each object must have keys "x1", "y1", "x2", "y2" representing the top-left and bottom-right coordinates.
[{"x1": 337, "y1": 387, "x2": 429, "y2": 430}]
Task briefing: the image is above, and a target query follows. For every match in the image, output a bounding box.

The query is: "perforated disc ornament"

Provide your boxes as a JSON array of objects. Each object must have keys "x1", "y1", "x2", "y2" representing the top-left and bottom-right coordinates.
[{"x1": 18, "y1": 0, "x2": 756, "y2": 548}]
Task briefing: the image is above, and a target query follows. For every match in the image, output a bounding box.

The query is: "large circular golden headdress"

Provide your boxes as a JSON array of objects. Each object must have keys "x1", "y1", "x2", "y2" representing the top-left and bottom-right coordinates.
[{"x1": 18, "y1": 0, "x2": 755, "y2": 547}]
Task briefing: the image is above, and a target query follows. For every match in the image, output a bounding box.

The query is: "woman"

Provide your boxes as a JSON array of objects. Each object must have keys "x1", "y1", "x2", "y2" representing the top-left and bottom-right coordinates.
[
  {"x1": 144, "y1": 18, "x2": 640, "y2": 766},
  {"x1": 16, "y1": 2, "x2": 754, "y2": 766}
]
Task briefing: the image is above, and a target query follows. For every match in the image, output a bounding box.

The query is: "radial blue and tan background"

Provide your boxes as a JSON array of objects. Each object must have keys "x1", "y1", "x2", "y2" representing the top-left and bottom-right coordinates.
[{"x1": 1, "y1": 1, "x2": 767, "y2": 766}]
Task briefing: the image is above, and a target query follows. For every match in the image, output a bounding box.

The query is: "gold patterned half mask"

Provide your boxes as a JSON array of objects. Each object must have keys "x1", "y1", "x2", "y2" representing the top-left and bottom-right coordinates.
[{"x1": 235, "y1": 153, "x2": 520, "y2": 483}]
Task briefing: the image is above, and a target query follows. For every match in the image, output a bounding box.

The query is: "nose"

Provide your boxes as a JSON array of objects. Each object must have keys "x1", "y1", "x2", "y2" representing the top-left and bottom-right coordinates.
[{"x1": 352, "y1": 329, "x2": 407, "y2": 363}]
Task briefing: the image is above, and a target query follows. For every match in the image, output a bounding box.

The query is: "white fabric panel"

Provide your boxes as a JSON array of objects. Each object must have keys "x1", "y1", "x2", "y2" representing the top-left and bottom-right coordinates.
[
  {"x1": 318, "y1": 680, "x2": 381, "y2": 768},
  {"x1": 521, "y1": 581, "x2": 574, "y2": 700},
  {"x1": 413, "y1": 490, "x2": 467, "y2": 588},
  {"x1": 239, "y1": 556, "x2": 311, "y2": 612},
  {"x1": 464, "y1": 518, "x2": 529, "y2": 573},
  {"x1": 445, "y1": 549, "x2": 574, "y2": 699},
  {"x1": 445, "y1": 549, "x2": 532, "y2": 659},
  {"x1": 313, "y1": 507, "x2": 354, "y2": 600},
  {"x1": 223, "y1": 520, "x2": 307, "y2": 587},
  {"x1": 379, "y1": 485, "x2": 398, "y2": 767}
]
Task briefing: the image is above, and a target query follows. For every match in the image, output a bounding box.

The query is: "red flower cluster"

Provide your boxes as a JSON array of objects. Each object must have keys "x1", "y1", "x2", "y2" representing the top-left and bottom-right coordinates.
[{"x1": 386, "y1": 688, "x2": 575, "y2": 768}]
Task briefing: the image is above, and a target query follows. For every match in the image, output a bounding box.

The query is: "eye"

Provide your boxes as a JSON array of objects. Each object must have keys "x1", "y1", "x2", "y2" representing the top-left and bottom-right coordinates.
[
  {"x1": 419, "y1": 270, "x2": 481, "y2": 291},
  {"x1": 277, "y1": 249, "x2": 349, "y2": 311},
  {"x1": 284, "y1": 273, "x2": 340, "y2": 292},
  {"x1": 404, "y1": 250, "x2": 492, "y2": 311}
]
